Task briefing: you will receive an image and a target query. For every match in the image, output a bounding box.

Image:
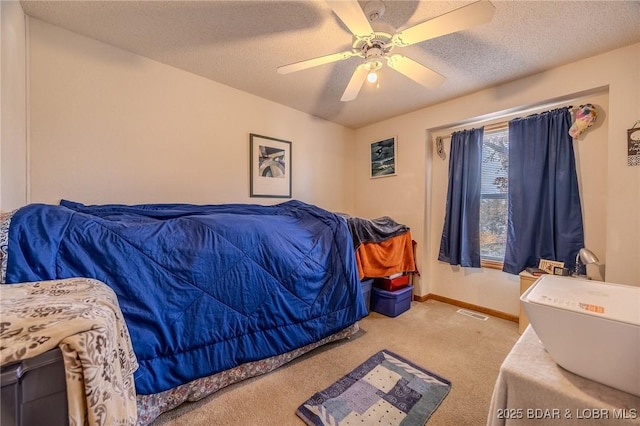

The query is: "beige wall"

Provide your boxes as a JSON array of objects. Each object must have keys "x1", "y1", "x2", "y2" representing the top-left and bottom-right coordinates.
[
  {"x1": 354, "y1": 43, "x2": 640, "y2": 316},
  {"x1": 27, "y1": 18, "x2": 355, "y2": 213},
  {"x1": 0, "y1": 1, "x2": 28, "y2": 211}
]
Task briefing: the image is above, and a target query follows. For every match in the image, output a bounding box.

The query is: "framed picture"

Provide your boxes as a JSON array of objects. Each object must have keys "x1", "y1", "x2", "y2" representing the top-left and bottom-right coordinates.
[
  {"x1": 538, "y1": 259, "x2": 565, "y2": 274},
  {"x1": 627, "y1": 125, "x2": 640, "y2": 166},
  {"x1": 370, "y1": 136, "x2": 397, "y2": 178},
  {"x1": 249, "y1": 133, "x2": 292, "y2": 198}
]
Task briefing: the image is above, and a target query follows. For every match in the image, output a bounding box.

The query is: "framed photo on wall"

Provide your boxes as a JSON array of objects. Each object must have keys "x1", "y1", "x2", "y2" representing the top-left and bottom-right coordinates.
[
  {"x1": 250, "y1": 133, "x2": 292, "y2": 198},
  {"x1": 370, "y1": 136, "x2": 397, "y2": 178}
]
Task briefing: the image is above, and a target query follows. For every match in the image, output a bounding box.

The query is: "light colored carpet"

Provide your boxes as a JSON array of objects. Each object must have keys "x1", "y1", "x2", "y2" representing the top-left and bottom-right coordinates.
[{"x1": 151, "y1": 300, "x2": 520, "y2": 426}]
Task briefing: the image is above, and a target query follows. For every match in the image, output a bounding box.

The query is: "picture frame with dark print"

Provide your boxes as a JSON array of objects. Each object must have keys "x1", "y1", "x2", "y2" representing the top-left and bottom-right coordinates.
[
  {"x1": 370, "y1": 136, "x2": 397, "y2": 178},
  {"x1": 250, "y1": 133, "x2": 292, "y2": 198}
]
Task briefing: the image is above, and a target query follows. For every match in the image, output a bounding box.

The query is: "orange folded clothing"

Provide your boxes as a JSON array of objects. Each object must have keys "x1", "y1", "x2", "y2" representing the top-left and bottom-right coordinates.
[{"x1": 355, "y1": 232, "x2": 415, "y2": 280}]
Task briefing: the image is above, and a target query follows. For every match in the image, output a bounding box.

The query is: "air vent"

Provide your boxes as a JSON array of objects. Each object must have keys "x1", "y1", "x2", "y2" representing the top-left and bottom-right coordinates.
[{"x1": 456, "y1": 309, "x2": 489, "y2": 321}]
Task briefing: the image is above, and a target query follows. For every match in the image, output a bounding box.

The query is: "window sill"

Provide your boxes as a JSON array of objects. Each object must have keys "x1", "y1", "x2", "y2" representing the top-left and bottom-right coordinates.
[{"x1": 481, "y1": 259, "x2": 504, "y2": 270}]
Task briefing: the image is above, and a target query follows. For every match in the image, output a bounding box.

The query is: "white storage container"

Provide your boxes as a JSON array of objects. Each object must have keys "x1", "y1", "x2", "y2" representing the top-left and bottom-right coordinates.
[{"x1": 521, "y1": 275, "x2": 640, "y2": 396}]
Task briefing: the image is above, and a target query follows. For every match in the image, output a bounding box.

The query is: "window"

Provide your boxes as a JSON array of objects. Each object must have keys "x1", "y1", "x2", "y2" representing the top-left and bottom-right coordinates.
[{"x1": 480, "y1": 127, "x2": 509, "y2": 266}]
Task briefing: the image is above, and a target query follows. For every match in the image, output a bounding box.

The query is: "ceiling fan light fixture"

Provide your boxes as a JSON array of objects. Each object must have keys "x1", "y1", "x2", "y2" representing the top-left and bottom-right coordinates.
[
  {"x1": 365, "y1": 59, "x2": 383, "y2": 71},
  {"x1": 365, "y1": 57, "x2": 382, "y2": 84},
  {"x1": 363, "y1": 54, "x2": 383, "y2": 84}
]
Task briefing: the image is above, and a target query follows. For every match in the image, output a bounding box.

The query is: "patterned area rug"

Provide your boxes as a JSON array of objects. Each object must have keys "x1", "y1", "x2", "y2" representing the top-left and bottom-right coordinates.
[{"x1": 297, "y1": 350, "x2": 451, "y2": 425}]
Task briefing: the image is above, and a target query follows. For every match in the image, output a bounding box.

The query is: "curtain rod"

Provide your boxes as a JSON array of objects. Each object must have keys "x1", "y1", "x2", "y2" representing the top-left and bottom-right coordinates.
[
  {"x1": 435, "y1": 121, "x2": 508, "y2": 142},
  {"x1": 435, "y1": 105, "x2": 577, "y2": 142}
]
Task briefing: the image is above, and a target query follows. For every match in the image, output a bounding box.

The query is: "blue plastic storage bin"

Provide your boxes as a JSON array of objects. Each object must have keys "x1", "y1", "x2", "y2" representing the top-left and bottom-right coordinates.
[
  {"x1": 360, "y1": 279, "x2": 373, "y2": 314},
  {"x1": 370, "y1": 285, "x2": 413, "y2": 317}
]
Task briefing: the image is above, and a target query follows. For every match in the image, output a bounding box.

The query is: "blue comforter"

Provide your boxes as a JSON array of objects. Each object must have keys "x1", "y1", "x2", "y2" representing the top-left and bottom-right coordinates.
[{"x1": 5, "y1": 200, "x2": 366, "y2": 394}]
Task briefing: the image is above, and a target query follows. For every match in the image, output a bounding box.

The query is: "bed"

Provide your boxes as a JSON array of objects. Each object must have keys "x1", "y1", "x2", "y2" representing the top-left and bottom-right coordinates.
[{"x1": 1, "y1": 200, "x2": 367, "y2": 425}]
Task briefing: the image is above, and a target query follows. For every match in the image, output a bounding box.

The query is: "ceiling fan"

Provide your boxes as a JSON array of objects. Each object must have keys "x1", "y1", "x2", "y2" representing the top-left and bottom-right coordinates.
[{"x1": 277, "y1": 0, "x2": 495, "y2": 102}]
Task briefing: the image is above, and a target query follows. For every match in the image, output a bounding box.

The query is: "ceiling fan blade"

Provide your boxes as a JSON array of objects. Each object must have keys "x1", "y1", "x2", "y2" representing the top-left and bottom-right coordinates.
[
  {"x1": 387, "y1": 54, "x2": 445, "y2": 89},
  {"x1": 277, "y1": 50, "x2": 357, "y2": 74},
  {"x1": 392, "y1": 0, "x2": 495, "y2": 47},
  {"x1": 341, "y1": 65, "x2": 368, "y2": 102},
  {"x1": 326, "y1": 0, "x2": 375, "y2": 39}
]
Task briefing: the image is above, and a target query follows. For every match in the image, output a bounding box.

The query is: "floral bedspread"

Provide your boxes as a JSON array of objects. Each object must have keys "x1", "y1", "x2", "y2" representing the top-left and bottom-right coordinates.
[
  {"x1": 0, "y1": 278, "x2": 139, "y2": 426},
  {"x1": 0, "y1": 210, "x2": 12, "y2": 284}
]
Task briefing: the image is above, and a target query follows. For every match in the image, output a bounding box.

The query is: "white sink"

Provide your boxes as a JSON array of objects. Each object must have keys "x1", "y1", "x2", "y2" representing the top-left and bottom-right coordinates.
[{"x1": 521, "y1": 275, "x2": 640, "y2": 396}]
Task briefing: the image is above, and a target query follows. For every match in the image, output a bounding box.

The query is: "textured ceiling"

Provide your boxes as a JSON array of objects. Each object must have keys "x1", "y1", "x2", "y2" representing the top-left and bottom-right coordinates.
[{"x1": 20, "y1": 0, "x2": 640, "y2": 129}]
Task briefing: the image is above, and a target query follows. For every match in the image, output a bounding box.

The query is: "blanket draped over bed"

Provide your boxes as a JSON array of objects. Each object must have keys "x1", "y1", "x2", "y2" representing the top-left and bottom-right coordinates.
[
  {"x1": 343, "y1": 215, "x2": 409, "y2": 250},
  {"x1": 5, "y1": 200, "x2": 367, "y2": 395},
  {"x1": 342, "y1": 215, "x2": 416, "y2": 279}
]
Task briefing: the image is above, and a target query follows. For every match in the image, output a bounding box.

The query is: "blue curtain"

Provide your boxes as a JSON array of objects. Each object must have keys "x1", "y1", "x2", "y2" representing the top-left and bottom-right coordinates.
[
  {"x1": 438, "y1": 128, "x2": 484, "y2": 267},
  {"x1": 503, "y1": 107, "x2": 584, "y2": 274}
]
